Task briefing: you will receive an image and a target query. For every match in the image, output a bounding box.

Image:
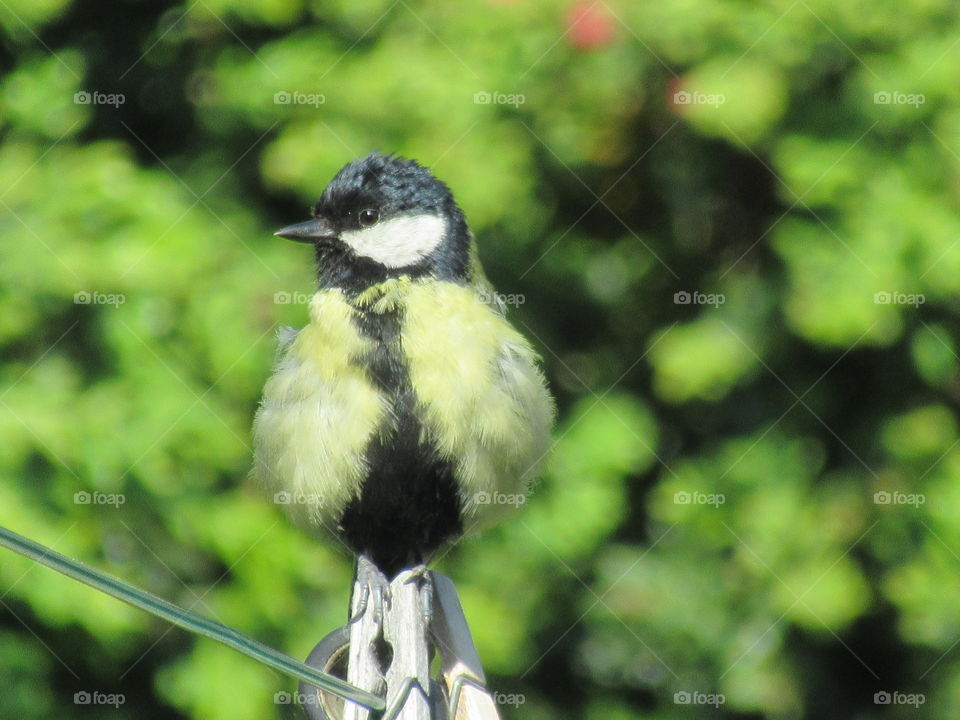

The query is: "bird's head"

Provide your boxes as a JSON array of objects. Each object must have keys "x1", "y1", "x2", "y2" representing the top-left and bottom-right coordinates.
[{"x1": 276, "y1": 153, "x2": 471, "y2": 288}]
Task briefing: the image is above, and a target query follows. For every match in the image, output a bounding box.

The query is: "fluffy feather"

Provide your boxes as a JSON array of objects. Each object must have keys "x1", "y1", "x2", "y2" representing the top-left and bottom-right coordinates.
[
  {"x1": 401, "y1": 281, "x2": 555, "y2": 526},
  {"x1": 252, "y1": 279, "x2": 554, "y2": 536},
  {"x1": 252, "y1": 291, "x2": 385, "y2": 533}
]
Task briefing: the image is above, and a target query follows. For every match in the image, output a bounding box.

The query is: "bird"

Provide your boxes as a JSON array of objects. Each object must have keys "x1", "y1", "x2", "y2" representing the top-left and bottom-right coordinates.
[{"x1": 252, "y1": 152, "x2": 555, "y2": 616}]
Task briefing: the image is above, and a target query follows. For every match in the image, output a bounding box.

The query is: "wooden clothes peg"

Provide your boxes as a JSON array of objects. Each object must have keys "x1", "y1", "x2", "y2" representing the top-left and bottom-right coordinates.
[
  {"x1": 299, "y1": 569, "x2": 503, "y2": 720},
  {"x1": 430, "y1": 573, "x2": 502, "y2": 720}
]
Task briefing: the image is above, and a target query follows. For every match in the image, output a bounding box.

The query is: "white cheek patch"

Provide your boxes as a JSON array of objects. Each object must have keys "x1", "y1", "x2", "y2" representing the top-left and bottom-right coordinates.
[{"x1": 340, "y1": 214, "x2": 447, "y2": 268}]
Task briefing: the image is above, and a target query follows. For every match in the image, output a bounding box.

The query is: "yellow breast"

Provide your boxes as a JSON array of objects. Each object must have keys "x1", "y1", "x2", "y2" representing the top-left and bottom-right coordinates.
[
  {"x1": 251, "y1": 290, "x2": 385, "y2": 532},
  {"x1": 253, "y1": 281, "x2": 554, "y2": 533},
  {"x1": 401, "y1": 282, "x2": 555, "y2": 526}
]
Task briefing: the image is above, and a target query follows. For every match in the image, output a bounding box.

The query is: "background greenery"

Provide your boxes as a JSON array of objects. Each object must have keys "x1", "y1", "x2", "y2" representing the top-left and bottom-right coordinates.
[{"x1": 1, "y1": 0, "x2": 959, "y2": 717}]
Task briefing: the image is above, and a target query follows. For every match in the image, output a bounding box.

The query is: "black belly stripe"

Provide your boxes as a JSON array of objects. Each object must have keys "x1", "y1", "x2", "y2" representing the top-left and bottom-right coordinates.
[{"x1": 337, "y1": 297, "x2": 463, "y2": 577}]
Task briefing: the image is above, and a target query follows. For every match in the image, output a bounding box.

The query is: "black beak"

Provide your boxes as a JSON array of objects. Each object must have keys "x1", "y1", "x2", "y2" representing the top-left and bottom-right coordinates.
[{"x1": 274, "y1": 217, "x2": 339, "y2": 243}]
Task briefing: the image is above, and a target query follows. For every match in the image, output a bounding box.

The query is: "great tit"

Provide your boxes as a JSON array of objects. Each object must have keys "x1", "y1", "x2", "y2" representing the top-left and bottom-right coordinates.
[{"x1": 252, "y1": 153, "x2": 555, "y2": 599}]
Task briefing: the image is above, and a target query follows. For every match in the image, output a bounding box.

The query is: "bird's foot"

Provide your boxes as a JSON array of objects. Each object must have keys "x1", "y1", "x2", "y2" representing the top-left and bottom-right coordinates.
[
  {"x1": 400, "y1": 563, "x2": 433, "y2": 626},
  {"x1": 349, "y1": 554, "x2": 392, "y2": 625}
]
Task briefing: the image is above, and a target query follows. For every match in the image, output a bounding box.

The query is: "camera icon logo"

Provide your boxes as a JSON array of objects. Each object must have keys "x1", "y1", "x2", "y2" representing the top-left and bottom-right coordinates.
[
  {"x1": 274, "y1": 91, "x2": 291, "y2": 104},
  {"x1": 473, "y1": 91, "x2": 491, "y2": 105},
  {"x1": 274, "y1": 491, "x2": 292, "y2": 504}
]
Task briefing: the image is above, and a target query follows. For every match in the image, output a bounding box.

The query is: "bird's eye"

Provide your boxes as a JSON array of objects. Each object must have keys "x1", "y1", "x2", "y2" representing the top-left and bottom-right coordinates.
[{"x1": 358, "y1": 208, "x2": 379, "y2": 228}]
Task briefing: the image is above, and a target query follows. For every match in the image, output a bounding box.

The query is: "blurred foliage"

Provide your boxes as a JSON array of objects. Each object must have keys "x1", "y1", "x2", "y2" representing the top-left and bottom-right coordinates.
[{"x1": 1, "y1": 0, "x2": 960, "y2": 718}]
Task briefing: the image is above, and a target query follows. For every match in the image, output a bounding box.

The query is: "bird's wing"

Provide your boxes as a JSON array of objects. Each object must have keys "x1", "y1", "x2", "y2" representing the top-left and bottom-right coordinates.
[
  {"x1": 402, "y1": 281, "x2": 555, "y2": 524},
  {"x1": 252, "y1": 290, "x2": 385, "y2": 534}
]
